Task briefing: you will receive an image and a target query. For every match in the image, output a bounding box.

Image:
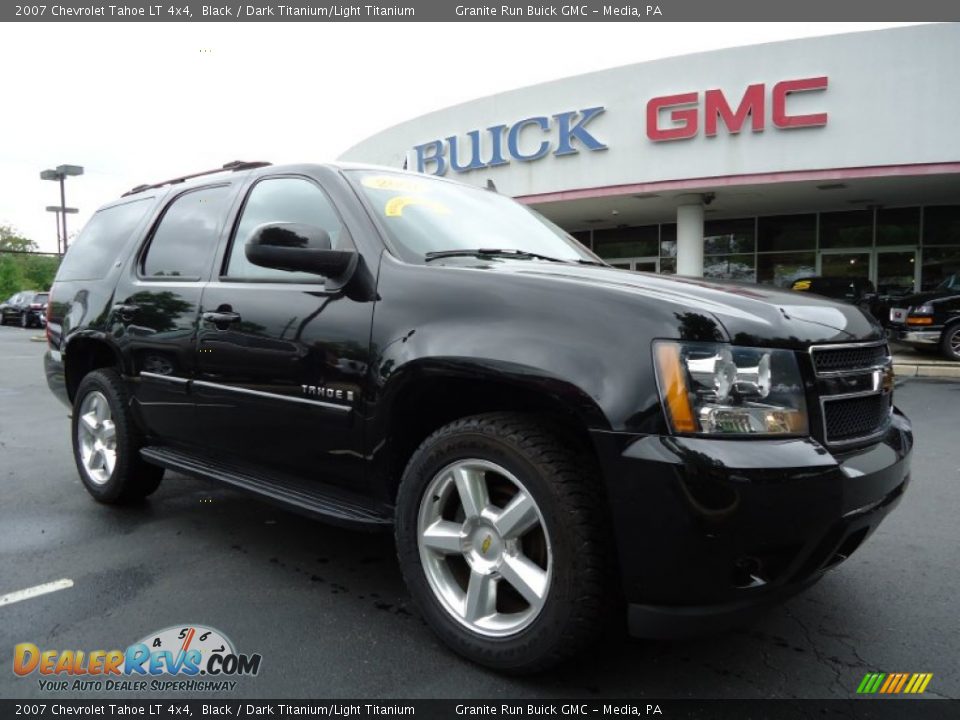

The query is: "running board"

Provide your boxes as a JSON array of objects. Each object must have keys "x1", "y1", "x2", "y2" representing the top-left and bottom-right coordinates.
[{"x1": 140, "y1": 446, "x2": 392, "y2": 530}]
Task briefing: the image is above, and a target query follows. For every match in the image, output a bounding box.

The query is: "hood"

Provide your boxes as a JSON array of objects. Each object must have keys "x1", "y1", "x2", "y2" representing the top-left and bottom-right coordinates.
[
  {"x1": 893, "y1": 289, "x2": 958, "y2": 307},
  {"x1": 436, "y1": 258, "x2": 885, "y2": 348}
]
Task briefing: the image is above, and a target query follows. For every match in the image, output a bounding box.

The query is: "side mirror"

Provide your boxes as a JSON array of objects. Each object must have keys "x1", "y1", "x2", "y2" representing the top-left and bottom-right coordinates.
[{"x1": 245, "y1": 222, "x2": 356, "y2": 280}]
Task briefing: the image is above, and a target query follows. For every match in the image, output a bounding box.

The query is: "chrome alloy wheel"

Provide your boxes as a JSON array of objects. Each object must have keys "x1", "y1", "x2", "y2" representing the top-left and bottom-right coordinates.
[
  {"x1": 417, "y1": 459, "x2": 552, "y2": 637},
  {"x1": 76, "y1": 390, "x2": 117, "y2": 486},
  {"x1": 950, "y1": 329, "x2": 960, "y2": 356}
]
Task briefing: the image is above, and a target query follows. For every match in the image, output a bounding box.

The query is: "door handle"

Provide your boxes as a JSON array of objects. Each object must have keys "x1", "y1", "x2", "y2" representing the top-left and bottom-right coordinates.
[
  {"x1": 202, "y1": 311, "x2": 242, "y2": 326},
  {"x1": 113, "y1": 303, "x2": 140, "y2": 320}
]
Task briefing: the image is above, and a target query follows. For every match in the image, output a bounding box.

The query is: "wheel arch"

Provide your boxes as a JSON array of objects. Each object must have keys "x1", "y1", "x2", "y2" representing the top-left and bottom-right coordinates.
[
  {"x1": 371, "y1": 360, "x2": 610, "y2": 503},
  {"x1": 63, "y1": 333, "x2": 125, "y2": 404}
]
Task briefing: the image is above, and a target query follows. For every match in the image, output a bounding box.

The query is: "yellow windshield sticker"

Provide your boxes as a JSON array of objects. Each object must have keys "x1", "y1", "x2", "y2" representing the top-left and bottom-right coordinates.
[
  {"x1": 362, "y1": 175, "x2": 428, "y2": 193},
  {"x1": 385, "y1": 196, "x2": 451, "y2": 218},
  {"x1": 792, "y1": 280, "x2": 811, "y2": 291}
]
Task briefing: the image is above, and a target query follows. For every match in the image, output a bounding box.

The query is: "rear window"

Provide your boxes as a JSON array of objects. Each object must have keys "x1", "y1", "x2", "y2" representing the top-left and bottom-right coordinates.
[
  {"x1": 33, "y1": 293, "x2": 48, "y2": 304},
  {"x1": 57, "y1": 197, "x2": 154, "y2": 281}
]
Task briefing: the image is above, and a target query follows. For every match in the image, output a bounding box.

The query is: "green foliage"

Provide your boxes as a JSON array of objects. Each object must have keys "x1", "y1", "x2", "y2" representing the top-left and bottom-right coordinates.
[
  {"x1": 0, "y1": 225, "x2": 39, "y2": 253},
  {"x1": 0, "y1": 225, "x2": 60, "y2": 299}
]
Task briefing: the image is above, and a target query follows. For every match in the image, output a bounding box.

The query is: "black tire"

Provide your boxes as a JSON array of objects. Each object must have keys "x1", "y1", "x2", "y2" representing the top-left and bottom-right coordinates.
[
  {"x1": 395, "y1": 412, "x2": 611, "y2": 673},
  {"x1": 20, "y1": 312, "x2": 29, "y2": 329},
  {"x1": 72, "y1": 368, "x2": 164, "y2": 503},
  {"x1": 941, "y1": 324, "x2": 960, "y2": 361}
]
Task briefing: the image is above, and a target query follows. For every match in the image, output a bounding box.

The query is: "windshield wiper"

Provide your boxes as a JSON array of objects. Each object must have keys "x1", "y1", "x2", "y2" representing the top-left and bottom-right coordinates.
[{"x1": 424, "y1": 248, "x2": 591, "y2": 264}]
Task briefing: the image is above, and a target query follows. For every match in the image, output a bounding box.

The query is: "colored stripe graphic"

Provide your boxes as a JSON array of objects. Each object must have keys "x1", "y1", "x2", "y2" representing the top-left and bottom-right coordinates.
[{"x1": 857, "y1": 672, "x2": 932, "y2": 694}]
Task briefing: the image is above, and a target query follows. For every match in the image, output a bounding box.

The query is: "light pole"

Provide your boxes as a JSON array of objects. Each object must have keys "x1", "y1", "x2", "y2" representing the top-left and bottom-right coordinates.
[
  {"x1": 40, "y1": 164, "x2": 84, "y2": 253},
  {"x1": 45, "y1": 206, "x2": 78, "y2": 256}
]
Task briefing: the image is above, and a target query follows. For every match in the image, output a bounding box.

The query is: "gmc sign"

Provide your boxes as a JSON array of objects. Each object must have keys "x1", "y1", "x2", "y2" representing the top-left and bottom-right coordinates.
[{"x1": 647, "y1": 76, "x2": 829, "y2": 141}]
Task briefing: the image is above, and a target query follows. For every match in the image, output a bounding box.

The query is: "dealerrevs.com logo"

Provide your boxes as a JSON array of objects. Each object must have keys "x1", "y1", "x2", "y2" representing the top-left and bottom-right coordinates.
[{"x1": 13, "y1": 624, "x2": 262, "y2": 692}]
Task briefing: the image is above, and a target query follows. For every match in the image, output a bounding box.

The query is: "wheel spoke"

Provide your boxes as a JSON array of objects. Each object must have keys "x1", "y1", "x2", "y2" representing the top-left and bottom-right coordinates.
[
  {"x1": 90, "y1": 395, "x2": 105, "y2": 421},
  {"x1": 500, "y1": 553, "x2": 548, "y2": 609},
  {"x1": 421, "y1": 519, "x2": 464, "y2": 555},
  {"x1": 463, "y1": 569, "x2": 497, "y2": 622},
  {"x1": 80, "y1": 412, "x2": 99, "y2": 436},
  {"x1": 88, "y1": 448, "x2": 105, "y2": 471},
  {"x1": 100, "y1": 420, "x2": 116, "y2": 444},
  {"x1": 102, "y1": 448, "x2": 116, "y2": 475},
  {"x1": 454, "y1": 466, "x2": 489, "y2": 519},
  {"x1": 493, "y1": 491, "x2": 539, "y2": 540}
]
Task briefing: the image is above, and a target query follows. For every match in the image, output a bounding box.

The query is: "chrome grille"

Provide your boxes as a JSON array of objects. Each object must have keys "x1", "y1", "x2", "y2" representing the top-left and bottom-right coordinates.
[
  {"x1": 824, "y1": 394, "x2": 893, "y2": 442},
  {"x1": 809, "y1": 341, "x2": 894, "y2": 446},
  {"x1": 811, "y1": 344, "x2": 890, "y2": 374}
]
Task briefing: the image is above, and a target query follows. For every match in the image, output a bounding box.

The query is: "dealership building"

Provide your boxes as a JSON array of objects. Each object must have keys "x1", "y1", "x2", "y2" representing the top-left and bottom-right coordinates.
[{"x1": 341, "y1": 24, "x2": 960, "y2": 294}]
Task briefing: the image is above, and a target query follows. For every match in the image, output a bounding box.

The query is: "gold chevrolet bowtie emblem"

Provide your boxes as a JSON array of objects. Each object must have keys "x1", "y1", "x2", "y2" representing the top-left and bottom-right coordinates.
[{"x1": 480, "y1": 535, "x2": 493, "y2": 555}]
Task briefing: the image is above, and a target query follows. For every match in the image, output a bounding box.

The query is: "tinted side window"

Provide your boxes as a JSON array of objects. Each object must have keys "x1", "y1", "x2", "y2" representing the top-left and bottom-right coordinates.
[
  {"x1": 225, "y1": 177, "x2": 345, "y2": 281},
  {"x1": 56, "y1": 198, "x2": 154, "y2": 281},
  {"x1": 142, "y1": 185, "x2": 232, "y2": 279}
]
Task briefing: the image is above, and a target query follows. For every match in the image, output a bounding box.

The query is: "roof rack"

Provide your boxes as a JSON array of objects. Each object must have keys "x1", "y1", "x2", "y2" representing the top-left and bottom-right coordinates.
[{"x1": 121, "y1": 160, "x2": 272, "y2": 197}]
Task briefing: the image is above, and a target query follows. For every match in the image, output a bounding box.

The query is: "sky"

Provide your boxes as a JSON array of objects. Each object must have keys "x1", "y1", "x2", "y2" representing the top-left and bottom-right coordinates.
[{"x1": 0, "y1": 21, "x2": 921, "y2": 252}]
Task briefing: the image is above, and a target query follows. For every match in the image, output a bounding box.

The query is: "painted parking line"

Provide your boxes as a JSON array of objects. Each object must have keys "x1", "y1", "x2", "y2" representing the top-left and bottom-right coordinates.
[{"x1": 0, "y1": 579, "x2": 74, "y2": 607}]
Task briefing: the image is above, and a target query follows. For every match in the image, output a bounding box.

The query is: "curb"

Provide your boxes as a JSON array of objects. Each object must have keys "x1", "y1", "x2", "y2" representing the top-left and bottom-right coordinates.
[{"x1": 893, "y1": 361, "x2": 960, "y2": 379}]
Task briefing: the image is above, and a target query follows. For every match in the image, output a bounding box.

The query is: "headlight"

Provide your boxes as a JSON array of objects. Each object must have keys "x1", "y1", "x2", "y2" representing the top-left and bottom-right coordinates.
[{"x1": 653, "y1": 341, "x2": 808, "y2": 436}]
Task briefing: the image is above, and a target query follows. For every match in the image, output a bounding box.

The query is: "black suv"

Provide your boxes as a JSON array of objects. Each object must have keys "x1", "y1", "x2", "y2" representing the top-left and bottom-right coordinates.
[
  {"x1": 885, "y1": 273, "x2": 960, "y2": 360},
  {"x1": 789, "y1": 276, "x2": 878, "y2": 316},
  {"x1": 1, "y1": 290, "x2": 48, "y2": 328},
  {"x1": 45, "y1": 162, "x2": 913, "y2": 672}
]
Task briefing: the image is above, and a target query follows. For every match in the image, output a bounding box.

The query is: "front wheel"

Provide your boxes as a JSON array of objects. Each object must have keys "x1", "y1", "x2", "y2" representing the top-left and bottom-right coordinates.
[
  {"x1": 942, "y1": 324, "x2": 960, "y2": 361},
  {"x1": 72, "y1": 368, "x2": 164, "y2": 503},
  {"x1": 395, "y1": 413, "x2": 611, "y2": 673},
  {"x1": 20, "y1": 312, "x2": 29, "y2": 328}
]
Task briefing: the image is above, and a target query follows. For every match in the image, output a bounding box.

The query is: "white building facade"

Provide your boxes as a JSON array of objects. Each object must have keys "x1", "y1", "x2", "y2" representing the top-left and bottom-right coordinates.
[{"x1": 341, "y1": 24, "x2": 960, "y2": 294}]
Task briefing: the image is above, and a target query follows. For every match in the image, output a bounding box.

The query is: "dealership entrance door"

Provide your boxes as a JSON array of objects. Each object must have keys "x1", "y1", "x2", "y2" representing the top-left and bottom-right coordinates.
[
  {"x1": 819, "y1": 248, "x2": 918, "y2": 295},
  {"x1": 607, "y1": 256, "x2": 659, "y2": 273}
]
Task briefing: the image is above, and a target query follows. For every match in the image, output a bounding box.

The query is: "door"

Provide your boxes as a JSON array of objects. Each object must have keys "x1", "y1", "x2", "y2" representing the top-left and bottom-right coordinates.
[
  {"x1": 607, "y1": 256, "x2": 659, "y2": 272},
  {"x1": 819, "y1": 249, "x2": 872, "y2": 283},
  {"x1": 875, "y1": 248, "x2": 918, "y2": 298},
  {"x1": 113, "y1": 184, "x2": 234, "y2": 446},
  {"x1": 194, "y1": 175, "x2": 373, "y2": 491}
]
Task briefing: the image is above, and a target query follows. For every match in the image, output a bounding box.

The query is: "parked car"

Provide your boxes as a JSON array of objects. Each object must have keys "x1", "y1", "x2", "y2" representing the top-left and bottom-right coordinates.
[
  {"x1": 0, "y1": 290, "x2": 48, "y2": 328},
  {"x1": 44, "y1": 162, "x2": 913, "y2": 673},
  {"x1": 885, "y1": 272, "x2": 960, "y2": 360},
  {"x1": 789, "y1": 276, "x2": 879, "y2": 316}
]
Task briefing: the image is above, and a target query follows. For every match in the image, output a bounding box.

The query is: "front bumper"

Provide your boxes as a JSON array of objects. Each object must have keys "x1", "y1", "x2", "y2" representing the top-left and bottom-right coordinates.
[
  {"x1": 590, "y1": 410, "x2": 912, "y2": 638},
  {"x1": 888, "y1": 327, "x2": 941, "y2": 346}
]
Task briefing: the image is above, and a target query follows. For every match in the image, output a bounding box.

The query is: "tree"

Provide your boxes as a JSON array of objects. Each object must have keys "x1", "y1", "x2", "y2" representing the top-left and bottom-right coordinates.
[
  {"x1": 0, "y1": 254, "x2": 25, "y2": 300},
  {"x1": 0, "y1": 225, "x2": 38, "y2": 253},
  {"x1": 0, "y1": 225, "x2": 59, "y2": 295}
]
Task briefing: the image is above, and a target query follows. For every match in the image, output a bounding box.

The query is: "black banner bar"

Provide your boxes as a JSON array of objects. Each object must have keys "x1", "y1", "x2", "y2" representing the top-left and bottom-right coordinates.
[
  {"x1": 3, "y1": 1, "x2": 960, "y2": 22},
  {"x1": 1, "y1": 700, "x2": 957, "y2": 719}
]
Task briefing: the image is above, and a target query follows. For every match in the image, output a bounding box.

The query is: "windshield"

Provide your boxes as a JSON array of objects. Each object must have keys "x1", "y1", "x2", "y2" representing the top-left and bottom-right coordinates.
[
  {"x1": 936, "y1": 273, "x2": 959, "y2": 291},
  {"x1": 348, "y1": 170, "x2": 597, "y2": 264}
]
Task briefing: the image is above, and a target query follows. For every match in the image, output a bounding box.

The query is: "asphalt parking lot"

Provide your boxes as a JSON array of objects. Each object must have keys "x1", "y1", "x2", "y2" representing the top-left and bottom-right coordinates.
[{"x1": 0, "y1": 324, "x2": 957, "y2": 700}]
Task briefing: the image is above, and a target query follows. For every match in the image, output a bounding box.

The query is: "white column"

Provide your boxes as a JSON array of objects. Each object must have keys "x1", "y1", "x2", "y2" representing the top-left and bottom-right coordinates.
[{"x1": 676, "y1": 196, "x2": 705, "y2": 277}]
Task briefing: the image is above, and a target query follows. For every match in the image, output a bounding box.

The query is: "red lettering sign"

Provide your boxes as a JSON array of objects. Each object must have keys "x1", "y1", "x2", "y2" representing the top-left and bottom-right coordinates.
[{"x1": 647, "y1": 76, "x2": 827, "y2": 141}]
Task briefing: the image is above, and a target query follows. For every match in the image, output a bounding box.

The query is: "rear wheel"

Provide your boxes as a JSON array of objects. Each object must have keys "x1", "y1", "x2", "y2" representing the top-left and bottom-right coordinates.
[
  {"x1": 942, "y1": 324, "x2": 960, "y2": 361},
  {"x1": 395, "y1": 413, "x2": 610, "y2": 673},
  {"x1": 72, "y1": 368, "x2": 164, "y2": 503}
]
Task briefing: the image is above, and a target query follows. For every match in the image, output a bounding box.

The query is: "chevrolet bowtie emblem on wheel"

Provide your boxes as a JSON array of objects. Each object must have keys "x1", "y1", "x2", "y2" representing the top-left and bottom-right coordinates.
[{"x1": 480, "y1": 535, "x2": 493, "y2": 555}]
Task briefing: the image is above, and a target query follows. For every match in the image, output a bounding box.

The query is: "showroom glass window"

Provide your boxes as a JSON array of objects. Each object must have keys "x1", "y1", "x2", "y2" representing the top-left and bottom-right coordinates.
[
  {"x1": 819, "y1": 210, "x2": 873, "y2": 249},
  {"x1": 921, "y1": 206, "x2": 960, "y2": 289},
  {"x1": 225, "y1": 177, "x2": 346, "y2": 282},
  {"x1": 142, "y1": 185, "x2": 232, "y2": 279},
  {"x1": 593, "y1": 225, "x2": 659, "y2": 260},
  {"x1": 704, "y1": 218, "x2": 756, "y2": 281},
  {"x1": 877, "y1": 207, "x2": 920, "y2": 246},
  {"x1": 757, "y1": 214, "x2": 816, "y2": 253}
]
